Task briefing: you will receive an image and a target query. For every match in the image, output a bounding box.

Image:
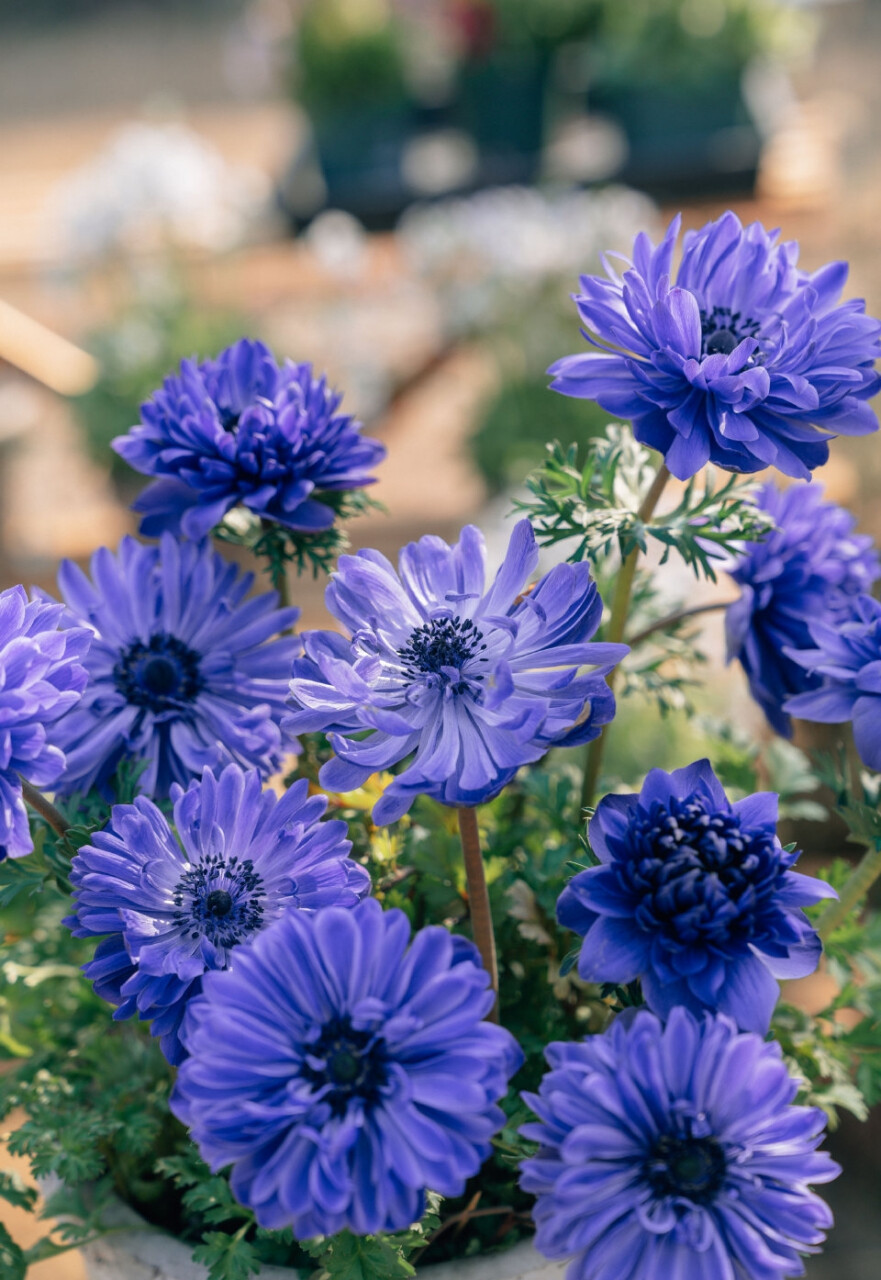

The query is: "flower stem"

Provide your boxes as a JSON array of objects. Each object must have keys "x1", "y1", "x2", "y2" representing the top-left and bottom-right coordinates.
[
  {"x1": 580, "y1": 462, "x2": 670, "y2": 813},
  {"x1": 457, "y1": 806, "x2": 499, "y2": 1022},
  {"x1": 817, "y1": 843, "x2": 881, "y2": 943},
  {"x1": 626, "y1": 599, "x2": 738, "y2": 648},
  {"x1": 20, "y1": 779, "x2": 68, "y2": 839},
  {"x1": 272, "y1": 560, "x2": 291, "y2": 611}
]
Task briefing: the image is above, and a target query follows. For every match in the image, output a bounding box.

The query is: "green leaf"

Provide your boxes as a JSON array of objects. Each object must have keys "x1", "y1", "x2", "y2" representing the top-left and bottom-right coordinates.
[
  {"x1": 0, "y1": 858, "x2": 47, "y2": 907},
  {"x1": 0, "y1": 1170, "x2": 38, "y2": 1213},
  {"x1": 0, "y1": 1223, "x2": 26, "y2": 1280},
  {"x1": 304, "y1": 1231, "x2": 416, "y2": 1280},
  {"x1": 192, "y1": 1230, "x2": 263, "y2": 1280}
]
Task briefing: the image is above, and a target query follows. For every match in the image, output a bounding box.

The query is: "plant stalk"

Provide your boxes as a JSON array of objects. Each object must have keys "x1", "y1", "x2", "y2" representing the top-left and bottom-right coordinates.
[
  {"x1": 20, "y1": 779, "x2": 68, "y2": 839},
  {"x1": 580, "y1": 463, "x2": 670, "y2": 812},
  {"x1": 626, "y1": 599, "x2": 738, "y2": 649},
  {"x1": 817, "y1": 843, "x2": 881, "y2": 943},
  {"x1": 457, "y1": 806, "x2": 499, "y2": 1022}
]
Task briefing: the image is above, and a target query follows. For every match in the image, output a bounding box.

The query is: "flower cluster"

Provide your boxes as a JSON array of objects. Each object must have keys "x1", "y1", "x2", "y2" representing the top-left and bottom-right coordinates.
[
  {"x1": 551, "y1": 211, "x2": 881, "y2": 479},
  {"x1": 725, "y1": 481, "x2": 879, "y2": 734},
  {"x1": 286, "y1": 519, "x2": 628, "y2": 824},
  {"x1": 67, "y1": 763, "x2": 368, "y2": 1063},
  {"x1": 47, "y1": 534, "x2": 299, "y2": 799},
  {"x1": 113, "y1": 339, "x2": 385, "y2": 540},
  {"x1": 785, "y1": 594, "x2": 881, "y2": 771},
  {"x1": 0, "y1": 587, "x2": 90, "y2": 859},
  {"x1": 557, "y1": 760, "x2": 834, "y2": 1033},
  {"x1": 521, "y1": 1008, "x2": 839, "y2": 1280},
  {"x1": 172, "y1": 898, "x2": 523, "y2": 1235}
]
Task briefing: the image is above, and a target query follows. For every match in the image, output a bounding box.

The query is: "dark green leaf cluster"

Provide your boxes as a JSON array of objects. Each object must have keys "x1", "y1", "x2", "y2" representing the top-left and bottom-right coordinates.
[
  {"x1": 515, "y1": 430, "x2": 775, "y2": 580},
  {"x1": 302, "y1": 1196, "x2": 440, "y2": 1280},
  {"x1": 214, "y1": 489, "x2": 383, "y2": 581}
]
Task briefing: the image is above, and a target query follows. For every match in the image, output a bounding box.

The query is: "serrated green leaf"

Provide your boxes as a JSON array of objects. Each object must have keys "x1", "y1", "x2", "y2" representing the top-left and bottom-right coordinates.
[
  {"x1": 192, "y1": 1231, "x2": 263, "y2": 1280},
  {"x1": 0, "y1": 1223, "x2": 26, "y2": 1280},
  {"x1": 0, "y1": 1169, "x2": 38, "y2": 1212}
]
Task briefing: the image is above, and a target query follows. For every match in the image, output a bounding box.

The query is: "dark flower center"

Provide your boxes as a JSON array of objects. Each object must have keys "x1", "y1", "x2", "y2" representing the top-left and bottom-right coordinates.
[
  {"x1": 303, "y1": 1018, "x2": 389, "y2": 1115},
  {"x1": 173, "y1": 854, "x2": 266, "y2": 949},
  {"x1": 398, "y1": 615, "x2": 487, "y2": 694},
  {"x1": 646, "y1": 1133, "x2": 727, "y2": 1204},
  {"x1": 700, "y1": 305, "x2": 761, "y2": 363},
  {"x1": 615, "y1": 795, "x2": 785, "y2": 946},
  {"x1": 205, "y1": 889, "x2": 234, "y2": 918},
  {"x1": 219, "y1": 407, "x2": 241, "y2": 433},
  {"x1": 114, "y1": 634, "x2": 203, "y2": 712}
]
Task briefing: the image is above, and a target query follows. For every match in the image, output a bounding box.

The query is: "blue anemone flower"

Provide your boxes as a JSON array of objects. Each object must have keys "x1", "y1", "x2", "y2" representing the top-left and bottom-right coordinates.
[
  {"x1": 48, "y1": 534, "x2": 299, "y2": 799},
  {"x1": 112, "y1": 339, "x2": 385, "y2": 539},
  {"x1": 0, "y1": 587, "x2": 90, "y2": 859},
  {"x1": 557, "y1": 759, "x2": 835, "y2": 1033},
  {"x1": 171, "y1": 897, "x2": 523, "y2": 1235},
  {"x1": 285, "y1": 519, "x2": 628, "y2": 824},
  {"x1": 67, "y1": 763, "x2": 369, "y2": 1064},
  {"x1": 521, "y1": 1007, "x2": 839, "y2": 1280},
  {"x1": 550, "y1": 211, "x2": 881, "y2": 479},
  {"x1": 726, "y1": 481, "x2": 879, "y2": 736},
  {"x1": 785, "y1": 595, "x2": 881, "y2": 771}
]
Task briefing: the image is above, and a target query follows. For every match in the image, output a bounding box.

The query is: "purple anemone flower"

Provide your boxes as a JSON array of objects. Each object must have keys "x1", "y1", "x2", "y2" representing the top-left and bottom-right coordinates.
[
  {"x1": 725, "y1": 481, "x2": 879, "y2": 736},
  {"x1": 67, "y1": 763, "x2": 369, "y2": 1064},
  {"x1": 0, "y1": 587, "x2": 90, "y2": 859},
  {"x1": 113, "y1": 339, "x2": 385, "y2": 539},
  {"x1": 48, "y1": 534, "x2": 299, "y2": 800},
  {"x1": 550, "y1": 211, "x2": 881, "y2": 480},
  {"x1": 521, "y1": 1007, "x2": 840, "y2": 1280},
  {"x1": 557, "y1": 759, "x2": 835, "y2": 1034},
  {"x1": 285, "y1": 519, "x2": 628, "y2": 824},
  {"x1": 171, "y1": 898, "x2": 523, "y2": 1235},
  {"x1": 785, "y1": 595, "x2": 881, "y2": 771}
]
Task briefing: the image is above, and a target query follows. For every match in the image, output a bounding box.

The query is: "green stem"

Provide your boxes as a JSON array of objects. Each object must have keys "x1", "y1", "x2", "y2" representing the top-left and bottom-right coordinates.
[
  {"x1": 817, "y1": 843, "x2": 881, "y2": 943},
  {"x1": 20, "y1": 778, "x2": 68, "y2": 838},
  {"x1": 626, "y1": 598, "x2": 737, "y2": 649},
  {"x1": 580, "y1": 463, "x2": 670, "y2": 813},
  {"x1": 457, "y1": 806, "x2": 499, "y2": 1022},
  {"x1": 271, "y1": 560, "x2": 291, "y2": 610}
]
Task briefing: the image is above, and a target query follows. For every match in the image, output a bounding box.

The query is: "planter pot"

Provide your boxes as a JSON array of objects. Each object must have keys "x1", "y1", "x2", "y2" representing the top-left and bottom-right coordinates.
[
  {"x1": 589, "y1": 72, "x2": 760, "y2": 195},
  {"x1": 455, "y1": 51, "x2": 550, "y2": 185},
  {"x1": 77, "y1": 1195, "x2": 566, "y2": 1280}
]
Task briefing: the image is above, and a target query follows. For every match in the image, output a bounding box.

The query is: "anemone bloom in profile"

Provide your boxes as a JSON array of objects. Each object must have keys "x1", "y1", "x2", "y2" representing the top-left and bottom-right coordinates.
[
  {"x1": 0, "y1": 587, "x2": 90, "y2": 859},
  {"x1": 113, "y1": 339, "x2": 385, "y2": 539},
  {"x1": 550, "y1": 211, "x2": 881, "y2": 479},
  {"x1": 68, "y1": 763, "x2": 368, "y2": 1064},
  {"x1": 557, "y1": 759, "x2": 834, "y2": 1033},
  {"x1": 171, "y1": 898, "x2": 523, "y2": 1235},
  {"x1": 726, "y1": 481, "x2": 879, "y2": 735},
  {"x1": 286, "y1": 519, "x2": 628, "y2": 824},
  {"x1": 785, "y1": 595, "x2": 881, "y2": 771},
  {"x1": 48, "y1": 534, "x2": 299, "y2": 799},
  {"x1": 521, "y1": 1008, "x2": 839, "y2": 1280}
]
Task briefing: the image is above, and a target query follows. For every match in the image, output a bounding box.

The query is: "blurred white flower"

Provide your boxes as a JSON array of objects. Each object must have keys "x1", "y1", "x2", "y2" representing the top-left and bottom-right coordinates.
[
  {"x1": 48, "y1": 122, "x2": 270, "y2": 261},
  {"x1": 397, "y1": 184, "x2": 658, "y2": 285}
]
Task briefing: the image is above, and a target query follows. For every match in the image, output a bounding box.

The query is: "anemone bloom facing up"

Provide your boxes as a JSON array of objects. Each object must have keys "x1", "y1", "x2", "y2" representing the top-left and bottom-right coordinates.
[
  {"x1": 285, "y1": 519, "x2": 628, "y2": 824},
  {"x1": 785, "y1": 594, "x2": 881, "y2": 771},
  {"x1": 557, "y1": 760, "x2": 834, "y2": 1033},
  {"x1": 550, "y1": 211, "x2": 881, "y2": 479},
  {"x1": 113, "y1": 338, "x2": 385, "y2": 539},
  {"x1": 171, "y1": 898, "x2": 523, "y2": 1235},
  {"x1": 48, "y1": 534, "x2": 299, "y2": 799},
  {"x1": 0, "y1": 587, "x2": 90, "y2": 859},
  {"x1": 521, "y1": 1008, "x2": 839, "y2": 1280},
  {"x1": 726, "y1": 481, "x2": 879, "y2": 736},
  {"x1": 68, "y1": 763, "x2": 369, "y2": 1063}
]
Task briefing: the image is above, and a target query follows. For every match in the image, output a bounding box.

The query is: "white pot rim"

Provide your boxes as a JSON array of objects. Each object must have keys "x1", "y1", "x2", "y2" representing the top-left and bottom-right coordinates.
[{"x1": 74, "y1": 1192, "x2": 566, "y2": 1280}]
